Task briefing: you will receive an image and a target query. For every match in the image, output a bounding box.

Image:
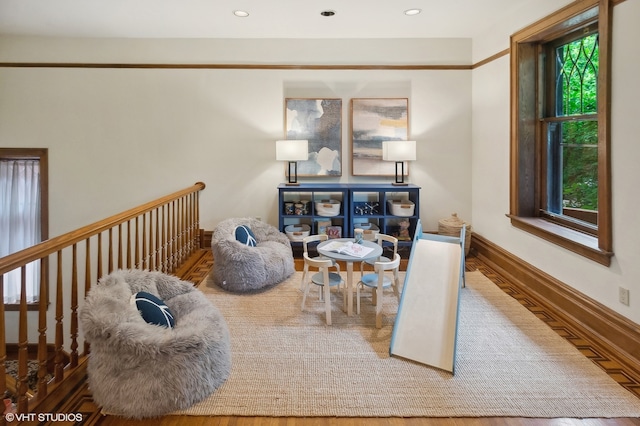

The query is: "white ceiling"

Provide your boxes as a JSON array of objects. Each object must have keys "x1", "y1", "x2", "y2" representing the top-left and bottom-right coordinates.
[{"x1": 0, "y1": 0, "x2": 533, "y2": 39}]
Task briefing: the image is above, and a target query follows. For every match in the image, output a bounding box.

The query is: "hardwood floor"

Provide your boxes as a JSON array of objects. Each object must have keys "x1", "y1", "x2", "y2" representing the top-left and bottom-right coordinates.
[
  {"x1": 59, "y1": 251, "x2": 640, "y2": 426},
  {"x1": 95, "y1": 417, "x2": 640, "y2": 426}
]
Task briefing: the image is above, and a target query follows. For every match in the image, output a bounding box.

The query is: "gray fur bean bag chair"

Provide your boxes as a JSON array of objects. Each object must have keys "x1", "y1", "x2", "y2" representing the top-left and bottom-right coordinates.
[
  {"x1": 80, "y1": 269, "x2": 231, "y2": 419},
  {"x1": 211, "y1": 217, "x2": 295, "y2": 292}
]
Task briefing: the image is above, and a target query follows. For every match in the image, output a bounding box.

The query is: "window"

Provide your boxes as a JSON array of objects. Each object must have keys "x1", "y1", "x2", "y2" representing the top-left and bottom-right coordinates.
[
  {"x1": 543, "y1": 31, "x2": 599, "y2": 230},
  {"x1": 509, "y1": 0, "x2": 613, "y2": 266},
  {"x1": 0, "y1": 148, "x2": 48, "y2": 306}
]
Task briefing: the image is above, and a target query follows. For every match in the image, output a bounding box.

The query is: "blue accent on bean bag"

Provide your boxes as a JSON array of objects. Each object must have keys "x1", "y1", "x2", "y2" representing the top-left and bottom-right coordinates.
[
  {"x1": 132, "y1": 291, "x2": 175, "y2": 328},
  {"x1": 235, "y1": 225, "x2": 257, "y2": 247}
]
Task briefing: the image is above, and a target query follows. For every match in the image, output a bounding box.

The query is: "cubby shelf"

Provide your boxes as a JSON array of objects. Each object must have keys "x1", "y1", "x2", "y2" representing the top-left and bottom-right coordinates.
[{"x1": 278, "y1": 183, "x2": 420, "y2": 248}]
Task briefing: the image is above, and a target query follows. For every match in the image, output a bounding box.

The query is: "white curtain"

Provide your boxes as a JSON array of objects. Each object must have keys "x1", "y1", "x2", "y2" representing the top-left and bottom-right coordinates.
[{"x1": 0, "y1": 159, "x2": 41, "y2": 303}]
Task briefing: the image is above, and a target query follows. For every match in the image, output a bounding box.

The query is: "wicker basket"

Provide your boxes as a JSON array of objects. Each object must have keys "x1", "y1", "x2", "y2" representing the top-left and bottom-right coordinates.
[{"x1": 438, "y1": 213, "x2": 472, "y2": 255}]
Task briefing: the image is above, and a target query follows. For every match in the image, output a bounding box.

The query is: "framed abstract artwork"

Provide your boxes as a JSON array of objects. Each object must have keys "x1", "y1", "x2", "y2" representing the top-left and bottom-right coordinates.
[
  {"x1": 285, "y1": 98, "x2": 342, "y2": 177},
  {"x1": 350, "y1": 98, "x2": 409, "y2": 176}
]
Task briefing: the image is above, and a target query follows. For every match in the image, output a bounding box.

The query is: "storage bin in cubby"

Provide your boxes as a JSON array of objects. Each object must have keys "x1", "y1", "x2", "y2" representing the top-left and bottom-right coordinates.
[{"x1": 387, "y1": 200, "x2": 415, "y2": 216}]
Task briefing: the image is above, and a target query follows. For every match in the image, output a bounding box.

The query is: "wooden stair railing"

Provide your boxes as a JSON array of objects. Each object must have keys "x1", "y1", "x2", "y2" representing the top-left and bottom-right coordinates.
[{"x1": 0, "y1": 182, "x2": 206, "y2": 414}]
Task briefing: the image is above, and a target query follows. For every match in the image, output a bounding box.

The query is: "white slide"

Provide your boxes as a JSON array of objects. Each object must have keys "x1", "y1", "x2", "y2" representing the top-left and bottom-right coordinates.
[{"x1": 390, "y1": 222, "x2": 464, "y2": 374}]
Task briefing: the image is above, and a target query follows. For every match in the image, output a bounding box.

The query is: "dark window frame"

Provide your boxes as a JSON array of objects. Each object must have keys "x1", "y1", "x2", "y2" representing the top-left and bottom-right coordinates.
[{"x1": 508, "y1": 0, "x2": 613, "y2": 266}]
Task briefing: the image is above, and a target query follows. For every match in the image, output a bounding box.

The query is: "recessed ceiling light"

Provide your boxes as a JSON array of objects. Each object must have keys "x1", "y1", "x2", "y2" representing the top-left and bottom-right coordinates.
[
  {"x1": 404, "y1": 8, "x2": 422, "y2": 16},
  {"x1": 320, "y1": 10, "x2": 336, "y2": 17},
  {"x1": 233, "y1": 10, "x2": 249, "y2": 17}
]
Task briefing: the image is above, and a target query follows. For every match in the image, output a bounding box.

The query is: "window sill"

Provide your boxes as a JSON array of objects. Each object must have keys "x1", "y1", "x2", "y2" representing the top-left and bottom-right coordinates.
[
  {"x1": 506, "y1": 215, "x2": 613, "y2": 266},
  {"x1": 4, "y1": 302, "x2": 41, "y2": 311}
]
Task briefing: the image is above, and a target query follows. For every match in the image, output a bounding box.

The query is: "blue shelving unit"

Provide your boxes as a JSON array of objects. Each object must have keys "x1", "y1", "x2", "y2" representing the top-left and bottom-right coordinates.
[
  {"x1": 349, "y1": 183, "x2": 420, "y2": 248},
  {"x1": 278, "y1": 183, "x2": 420, "y2": 248}
]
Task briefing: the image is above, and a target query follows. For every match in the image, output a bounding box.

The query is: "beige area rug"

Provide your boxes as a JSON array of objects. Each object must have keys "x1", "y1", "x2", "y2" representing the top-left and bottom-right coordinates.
[{"x1": 176, "y1": 270, "x2": 640, "y2": 418}]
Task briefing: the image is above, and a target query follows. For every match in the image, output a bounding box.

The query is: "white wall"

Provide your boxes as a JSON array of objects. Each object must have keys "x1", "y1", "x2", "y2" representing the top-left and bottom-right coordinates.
[
  {"x1": 471, "y1": 0, "x2": 640, "y2": 323},
  {"x1": 0, "y1": 37, "x2": 472, "y2": 66},
  {"x1": 471, "y1": 0, "x2": 573, "y2": 62},
  {"x1": 0, "y1": 38, "x2": 472, "y2": 236}
]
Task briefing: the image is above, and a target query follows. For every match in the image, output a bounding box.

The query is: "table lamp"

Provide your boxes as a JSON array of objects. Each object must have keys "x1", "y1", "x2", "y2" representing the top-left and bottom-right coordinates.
[
  {"x1": 276, "y1": 140, "x2": 308, "y2": 185},
  {"x1": 382, "y1": 140, "x2": 416, "y2": 185}
]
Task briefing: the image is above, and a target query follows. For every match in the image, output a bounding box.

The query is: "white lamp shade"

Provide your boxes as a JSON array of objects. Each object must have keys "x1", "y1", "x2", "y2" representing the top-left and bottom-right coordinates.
[
  {"x1": 382, "y1": 140, "x2": 417, "y2": 161},
  {"x1": 276, "y1": 140, "x2": 309, "y2": 161}
]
